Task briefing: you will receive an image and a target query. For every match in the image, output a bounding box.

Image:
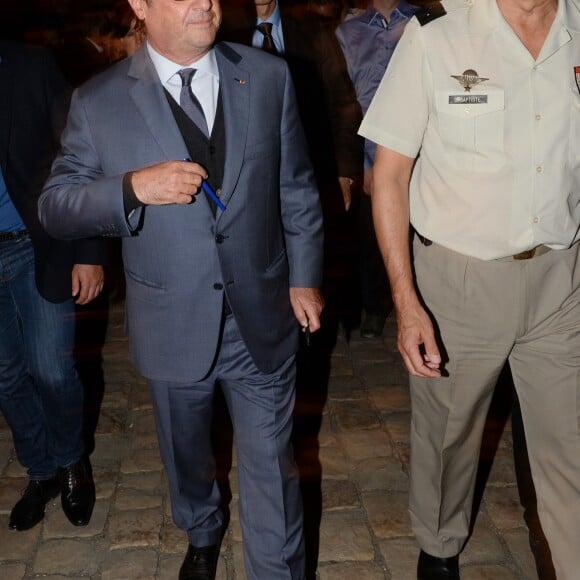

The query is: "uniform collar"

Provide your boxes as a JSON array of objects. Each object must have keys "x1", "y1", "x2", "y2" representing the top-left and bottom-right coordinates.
[
  {"x1": 469, "y1": 0, "x2": 580, "y2": 35},
  {"x1": 469, "y1": 0, "x2": 500, "y2": 34},
  {"x1": 563, "y1": 0, "x2": 580, "y2": 32}
]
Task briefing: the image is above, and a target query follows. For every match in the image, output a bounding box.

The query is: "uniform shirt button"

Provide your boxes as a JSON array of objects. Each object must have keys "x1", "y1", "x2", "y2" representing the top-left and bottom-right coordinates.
[
  {"x1": 535, "y1": 114, "x2": 542, "y2": 121},
  {"x1": 213, "y1": 283, "x2": 223, "y2": 290},
  {"x1": 536, "y1": 165, "x2": 544, "y2": 173},
  {"x1": 532, "y1": 216, "x2": 540, "y2": 224}
]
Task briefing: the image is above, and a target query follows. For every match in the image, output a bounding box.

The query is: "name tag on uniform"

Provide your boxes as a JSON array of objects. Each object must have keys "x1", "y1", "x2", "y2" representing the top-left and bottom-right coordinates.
[{"x1": 448, "y1": 95, "x2": 488, "y2": 104}]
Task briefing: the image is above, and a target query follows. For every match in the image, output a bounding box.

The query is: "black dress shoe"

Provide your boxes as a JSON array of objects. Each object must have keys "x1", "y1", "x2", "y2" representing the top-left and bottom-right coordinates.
[
  {"x1": 179, "y1": 544, "x2": 219, "y2": 580},
  {"x1": 417, "y1": 550, "x2": 460, "y2": 579},
  {"x1": 361, "y1": 314, "x2": 386, "y2": 339},
  {"x1": 9, "y1": 477, "x2": 60, "y2": 531},
  {"x1": 58, "y1": 458, "x2": 95, "y2": 526}
]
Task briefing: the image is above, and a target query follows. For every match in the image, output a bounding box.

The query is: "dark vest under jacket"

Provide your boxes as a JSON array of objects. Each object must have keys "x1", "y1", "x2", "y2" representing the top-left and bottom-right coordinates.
[{"x1": 165, "y1": 90, "x2": 226, "y2": 215}]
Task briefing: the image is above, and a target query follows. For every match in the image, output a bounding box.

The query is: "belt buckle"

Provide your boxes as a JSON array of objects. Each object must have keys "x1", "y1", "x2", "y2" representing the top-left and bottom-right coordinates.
[
  {"x1": 0, "y1": 231, "x2": 16, "y2": 242},
  {"x1": 512, "y1": 248, "x2": 536, "y2": 260},
  {"x1": 0, "y1": 230, "x2": 28, "y2": 243}
]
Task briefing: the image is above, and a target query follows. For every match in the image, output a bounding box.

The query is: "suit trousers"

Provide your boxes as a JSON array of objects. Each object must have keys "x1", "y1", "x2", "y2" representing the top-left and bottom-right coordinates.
[
  {"x1": 408, "y1": 238, "x2": 580, "y2": 580},
  {"x1": 147, "y1": 314, "x2": 305, "y2": 579}
]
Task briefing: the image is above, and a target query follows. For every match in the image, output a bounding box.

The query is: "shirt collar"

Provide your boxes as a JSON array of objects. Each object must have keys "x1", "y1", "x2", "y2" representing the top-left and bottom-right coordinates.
[
  {"x1": 146, "y1": 42, "x2": 219, "y2": 85},
  {"x1": 393, "y1": 0, "x2": 418, "y2": 19},
  {"x1": 366, "y1": 0, "x2": 417, "y2": 27},
  {"x1": 562, "y1": 0, "x2": 580, "y2": 33},
  {"x1": 470, "y1": 0, "x2": 578, "y2": 36},
  {"x1": 257, "y1": 1, "x2": 282, "y2": 26},
  {"x1": 469, "y1": 0, "x2": 499, "y2": 34}
]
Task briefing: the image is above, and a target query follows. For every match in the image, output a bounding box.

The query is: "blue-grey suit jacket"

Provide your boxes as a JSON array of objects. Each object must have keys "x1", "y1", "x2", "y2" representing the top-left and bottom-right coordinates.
[{"x1": 39, "y1": 41, "x2": 323, "y2": 382}]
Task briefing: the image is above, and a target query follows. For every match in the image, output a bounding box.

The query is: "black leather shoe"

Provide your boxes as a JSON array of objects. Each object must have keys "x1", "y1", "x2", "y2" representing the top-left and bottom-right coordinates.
[
  {"x1": 179, "y1": 544, "x2": 219, "y2": 580},
  {"x1": 9, "y1": 477, "x2": 60, "y2": 531},
  {"x1": 361, "y1": 314, "x2": 386, "y2": 339},
  {"x1": 417, "y1": 550, "x2": 460, "y2": 579},
  {"x1": 58, "y1": 458, "x2": 95, "y2": 526}
]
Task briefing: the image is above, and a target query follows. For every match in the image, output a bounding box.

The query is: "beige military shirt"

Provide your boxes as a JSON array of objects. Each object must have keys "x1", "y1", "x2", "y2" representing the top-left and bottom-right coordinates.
[{"x1": 360, "y1": 0, "x2": 580, "y2": 260}]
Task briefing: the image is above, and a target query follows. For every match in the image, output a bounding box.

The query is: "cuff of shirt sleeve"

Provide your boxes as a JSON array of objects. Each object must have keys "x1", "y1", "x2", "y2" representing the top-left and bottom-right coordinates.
[{"x1": 123, "y1": 172, "x2": 142, "y2": 216}]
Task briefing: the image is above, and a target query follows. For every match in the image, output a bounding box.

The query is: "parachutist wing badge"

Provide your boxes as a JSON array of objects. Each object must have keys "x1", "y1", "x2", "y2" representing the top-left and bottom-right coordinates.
[{"x1": 451, "y1": 69, "x2": 489, "y2": 92}]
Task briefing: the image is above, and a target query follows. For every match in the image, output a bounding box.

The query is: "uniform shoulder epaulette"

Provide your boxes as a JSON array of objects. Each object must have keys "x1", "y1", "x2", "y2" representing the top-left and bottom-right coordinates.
[{"x1": 414, "y1": 1, "x2": 447, "y2": 26}]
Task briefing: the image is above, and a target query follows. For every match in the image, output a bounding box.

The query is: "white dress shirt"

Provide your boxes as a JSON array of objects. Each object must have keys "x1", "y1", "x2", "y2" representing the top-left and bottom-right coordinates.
[{"x1": 147, "y1": 43, "x2": 220, "y2": 134}]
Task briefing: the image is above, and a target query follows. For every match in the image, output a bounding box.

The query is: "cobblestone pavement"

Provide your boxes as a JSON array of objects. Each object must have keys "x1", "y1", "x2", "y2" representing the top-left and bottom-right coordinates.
[{"x1": 0, "y1": 301, "x2": 539, "y2": 579}]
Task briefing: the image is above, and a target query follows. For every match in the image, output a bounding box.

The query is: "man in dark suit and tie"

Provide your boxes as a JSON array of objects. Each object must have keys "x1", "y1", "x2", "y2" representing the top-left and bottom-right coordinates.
[
  {"x1": 221, "y1": 0, "x2": 362, "y2": 213},
  {"x1": 0, "y1": 41, "x2": 106, "y2": 531},
  {"x1": 39, "y1": 1, "x2": 324, "y2": 578}
]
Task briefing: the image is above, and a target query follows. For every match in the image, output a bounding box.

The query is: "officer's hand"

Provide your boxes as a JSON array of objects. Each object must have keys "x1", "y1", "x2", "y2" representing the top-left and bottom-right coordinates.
[
  {"x1": 396, "y1": 298, "x2": 442, "y2": 378},
  {"x1": 131, "y1": 160, "x2": 207, "y2": 205}
]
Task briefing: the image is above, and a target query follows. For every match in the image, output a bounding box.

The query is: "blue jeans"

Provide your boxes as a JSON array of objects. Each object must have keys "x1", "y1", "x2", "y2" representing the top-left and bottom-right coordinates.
[{"x1": 0, "y1": 235, "x2": 84, "y2": 480}]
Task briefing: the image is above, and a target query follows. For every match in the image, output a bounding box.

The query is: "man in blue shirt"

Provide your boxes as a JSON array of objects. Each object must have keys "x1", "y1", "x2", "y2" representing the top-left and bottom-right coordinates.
[{"x1": 336, "y1": 0, "x2": 417, "y2": 338}]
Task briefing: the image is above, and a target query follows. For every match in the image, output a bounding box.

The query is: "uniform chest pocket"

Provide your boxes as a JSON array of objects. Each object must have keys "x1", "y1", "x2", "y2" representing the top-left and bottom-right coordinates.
[
  {"x1": 435, "y1": 89, "x2": 505, "y2": 172},
  {"x1": 570, "y1": 89, "x2": 580, "y2": 170}
]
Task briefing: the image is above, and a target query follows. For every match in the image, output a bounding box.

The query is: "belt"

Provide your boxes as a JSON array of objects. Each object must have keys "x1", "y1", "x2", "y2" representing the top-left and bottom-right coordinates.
[
  {"x1": 416, "y1": 233, "x2": 433, "y2": 247},
  {"x1": 416, "y1": 234, "x2": 552, "y2": 260},
  {"x1": 0, "y1": 230, "x2": 28, "y2": 243},
  {"x1": 510, "y1": 246, "x2": 552, "y2": 260}
]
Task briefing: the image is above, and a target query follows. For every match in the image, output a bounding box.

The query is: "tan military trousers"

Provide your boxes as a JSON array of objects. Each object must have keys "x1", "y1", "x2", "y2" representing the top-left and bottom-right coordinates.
[{"x1": 409, "y1": 238, "x2": 580, "y2": 580}]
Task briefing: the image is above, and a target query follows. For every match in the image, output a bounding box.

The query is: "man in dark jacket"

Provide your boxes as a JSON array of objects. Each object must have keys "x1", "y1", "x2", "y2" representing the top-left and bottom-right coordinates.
[{"x1": 0, "y1": 41, "x2": 106, "y2": 531}]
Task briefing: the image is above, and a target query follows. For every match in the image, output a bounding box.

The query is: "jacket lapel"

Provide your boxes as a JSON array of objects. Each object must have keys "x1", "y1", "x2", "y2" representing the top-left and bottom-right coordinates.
[
  {"x1": 215, "y1": 43, "x2": 250, "y2": 214},
  {"x1": 128, "y1": 45, "x2": 190, "y2": 163}
]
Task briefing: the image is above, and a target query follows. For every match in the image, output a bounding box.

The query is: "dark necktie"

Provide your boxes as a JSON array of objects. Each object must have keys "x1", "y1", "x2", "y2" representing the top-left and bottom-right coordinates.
[
  {"x1": 256, "y1": 22, "x2": 278, "y2": 55},
  {"x1": 178, "y1": 68, "x2": 209, "y2": 138}
]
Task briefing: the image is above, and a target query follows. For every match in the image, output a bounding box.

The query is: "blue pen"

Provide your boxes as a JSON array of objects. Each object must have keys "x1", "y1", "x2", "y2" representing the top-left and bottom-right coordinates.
[
  {"x1": 183, "y1": 158, "x2": 226, "y2": 211},
  {"x1": 201, "y1": 181, "x2": 226, "y2": 211}
]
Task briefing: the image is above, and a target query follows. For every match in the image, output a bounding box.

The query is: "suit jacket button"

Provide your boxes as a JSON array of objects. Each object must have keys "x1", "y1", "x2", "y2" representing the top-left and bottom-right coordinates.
[
  {"x1": 213, "y1": 283, "x2": 223, "y2": 290},
  {"x1": 215, "y1": 234, "x2": 225, "y2": 243}
]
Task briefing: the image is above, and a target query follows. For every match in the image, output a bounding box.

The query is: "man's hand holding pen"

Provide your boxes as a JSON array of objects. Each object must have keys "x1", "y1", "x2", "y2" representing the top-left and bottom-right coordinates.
[
  {"x1": 289, "y1": 287, "x2": 324, "y2": 346},
  {"x1": 130, "y1": 160, "x2": 208, "y2": 205}
]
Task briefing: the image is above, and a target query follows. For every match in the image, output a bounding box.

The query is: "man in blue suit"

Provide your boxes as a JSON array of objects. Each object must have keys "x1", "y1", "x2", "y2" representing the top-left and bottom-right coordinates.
[{"x1": 39, "y1": 0, "x2": 324, "y2": 578}]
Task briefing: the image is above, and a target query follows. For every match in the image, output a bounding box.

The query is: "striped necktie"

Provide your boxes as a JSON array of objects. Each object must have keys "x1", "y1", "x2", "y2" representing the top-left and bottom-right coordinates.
[{"x1": 177, "y1": 68, "x2": 209, "y2": 138}]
